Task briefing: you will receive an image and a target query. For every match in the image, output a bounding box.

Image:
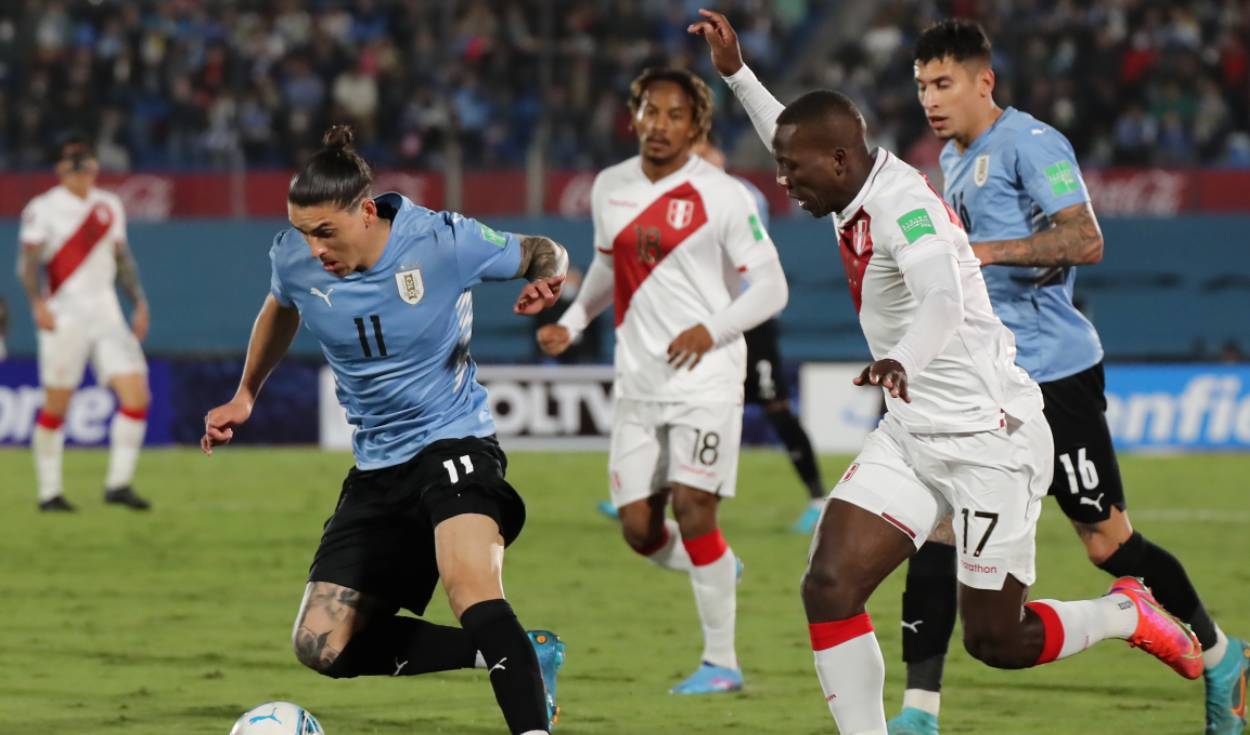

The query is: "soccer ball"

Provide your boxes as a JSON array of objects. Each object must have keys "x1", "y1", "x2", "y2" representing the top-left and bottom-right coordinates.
[{"x1": 229, "y1": 702, "x2": 324, "y2": 735}]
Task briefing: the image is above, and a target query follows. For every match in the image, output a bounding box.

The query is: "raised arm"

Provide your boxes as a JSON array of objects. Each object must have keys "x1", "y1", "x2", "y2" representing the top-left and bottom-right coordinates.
[
  {"x1": 690, "y1": 9, "x2": 786, "y2": 152},
  {"x1": 201, "y1": 294, "x2": 301, "y2": 454},
  {"x1": 972, "y1": 202, "x2": 1104, "y2": 267}
]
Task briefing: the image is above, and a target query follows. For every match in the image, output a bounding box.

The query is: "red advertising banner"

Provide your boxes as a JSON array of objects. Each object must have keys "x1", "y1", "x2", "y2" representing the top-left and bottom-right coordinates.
[{"x1": 1, "y1": 168, "x2": 1247, "y2": 220}]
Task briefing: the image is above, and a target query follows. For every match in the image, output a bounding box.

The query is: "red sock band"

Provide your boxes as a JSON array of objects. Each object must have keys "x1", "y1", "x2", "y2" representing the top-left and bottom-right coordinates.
[
  {"x1": 36, "y1": 411, "x2": 64, "y2": 430},
  {"x1": 809, "y1": 612, "x2": 874, "y2": 651},
  {"x1": 631, "y1": 527, "x2": 670, "y2": 557},
  {"x1": 1025, "y1": 601, "x2": 1065, "y2": 665},
  {"x1": 119, "y1": 406, "x2": 148, "y2": 421},
  {"x1": 682, "y1": 528, "x2": 729, "y2": 566}
]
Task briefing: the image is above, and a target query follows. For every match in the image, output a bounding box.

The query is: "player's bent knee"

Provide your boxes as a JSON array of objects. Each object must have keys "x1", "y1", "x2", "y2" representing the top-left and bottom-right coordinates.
[
  {"x1": 800, "y1": 565, "x2": 866, "y2": 619},
  {"x1": 962, "y1": 627, "x2": 1030, "y2": 669},
  {"x1": 292, "y1": 632, "x2": 351, "y2": 677}
]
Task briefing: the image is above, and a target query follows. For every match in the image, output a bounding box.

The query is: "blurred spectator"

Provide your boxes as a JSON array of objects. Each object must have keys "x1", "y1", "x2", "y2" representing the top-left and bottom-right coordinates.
[
  {"x1": 0, "y1": 0, "x2": 806, "y2": 171},
  {"x1": 801, "y1": 0, "x2": 1250, "y2": 169}
]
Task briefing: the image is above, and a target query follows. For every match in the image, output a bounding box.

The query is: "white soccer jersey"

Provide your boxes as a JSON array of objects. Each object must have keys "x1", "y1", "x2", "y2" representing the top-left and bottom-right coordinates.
[
  {"x1": 836, "y1": 150, "x2": 1042, "y2": 432},
  {"x1": 590, "y1": 155, "x2": 780, "y2": 402},
  {"x1": 18, "y1": 185, "x2": 127, "y2": 323}
]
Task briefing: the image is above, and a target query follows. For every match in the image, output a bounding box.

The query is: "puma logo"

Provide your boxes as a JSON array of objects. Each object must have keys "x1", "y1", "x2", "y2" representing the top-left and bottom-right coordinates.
[
  {"x1": 310, "y1": 286, "x2": 335, "y2": 307},
  {"x1": 1079, "y1": 493, "x2": 1105, "y2": 513},
  {"x1": 488, "y1": 657, "x2": 508, "y2": 675},
  {"x1": 901, "y1": 619, "x2": 924, "y2": 634},
  {"x1": 393, "y1": 658, "x2": 408, "y2": 676},
  {"x1": 248, "y1": 707, "x2": 282, "y2": 725}
]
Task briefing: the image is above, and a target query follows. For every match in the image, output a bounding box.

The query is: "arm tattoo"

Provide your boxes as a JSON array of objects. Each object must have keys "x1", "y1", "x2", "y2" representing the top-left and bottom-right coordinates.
[
  {"x1": 515, "y1": 235, "x2": 570, "y2": 281},
  {"x1": 19, "y1": 247, "x2": 42, "y2": 304},
  {"x1": 974, "y1": 203, "x2": 1104, "y2": 267},
  {"x1": 115, "y1": 242, "x2": 147, "y2": 305}
]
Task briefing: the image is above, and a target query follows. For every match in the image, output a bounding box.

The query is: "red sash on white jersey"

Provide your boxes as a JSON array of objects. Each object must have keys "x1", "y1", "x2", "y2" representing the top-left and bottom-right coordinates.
[{"x1": 47, "y1": 202, "x2": 113, "y2": 294}]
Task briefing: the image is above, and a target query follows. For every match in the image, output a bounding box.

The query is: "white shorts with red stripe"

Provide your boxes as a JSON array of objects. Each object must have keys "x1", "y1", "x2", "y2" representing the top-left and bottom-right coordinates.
[
  {"x1": 829, "y1": 411, "x2": 1053, "y2": 590},
  {"x1": 608, "y1": 398, "x2": 743, "y2": 508},
  {"x1": 38, "y1": 315, "x2": 147, "y2": 389}
]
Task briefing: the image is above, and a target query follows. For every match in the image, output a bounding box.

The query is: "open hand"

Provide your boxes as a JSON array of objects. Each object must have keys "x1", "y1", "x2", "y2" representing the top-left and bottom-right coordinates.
[
  {"x1": 667, "y1": 324, "x2": 714, "y2": 371},
  {"x1": 852, "y1": 358, "x2": 911, "y2": 403}
]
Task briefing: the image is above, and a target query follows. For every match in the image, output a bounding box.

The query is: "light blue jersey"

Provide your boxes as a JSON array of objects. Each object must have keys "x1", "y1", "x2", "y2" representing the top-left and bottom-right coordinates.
[
  {"x1": 940, "y1": 107, "x2": 1103, "y2": 383},
  {"x1": 269, "y1": 193, "x2": 521, "y2": 469}
]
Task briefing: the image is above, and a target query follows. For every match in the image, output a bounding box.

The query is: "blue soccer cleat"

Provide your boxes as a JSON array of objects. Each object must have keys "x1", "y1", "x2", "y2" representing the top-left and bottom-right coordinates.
[
  {"x1": 595, "y1": 499, "x2": 618, "y2": 521},
  {"x1": 792, "y1": 500, "x2": 824, "y2": 534},
  {"x1": 887, "y1": 706, "x2": 940, "y2": 735},
  {"x1": 1204, "y1": 637, "x2": 1249, "y2": 734},
  {"x1": 670, "y1": 661, "x2": 742, "y2": 694},
  {"x1": 528, "y1": 630, "x2": 566, "y2": 728}
]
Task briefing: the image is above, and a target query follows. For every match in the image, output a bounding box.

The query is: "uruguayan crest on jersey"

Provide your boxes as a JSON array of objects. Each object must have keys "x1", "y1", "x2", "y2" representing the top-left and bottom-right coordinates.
[
  {"x1": 395, "y1": 268, "x2": 424, "y2": 304},
  {"x1": 974, "y1": 154, "x2": 990, "y2": 187},
  {"x1": 667, "y1": 198, "x2": 695, "y2": 230}
]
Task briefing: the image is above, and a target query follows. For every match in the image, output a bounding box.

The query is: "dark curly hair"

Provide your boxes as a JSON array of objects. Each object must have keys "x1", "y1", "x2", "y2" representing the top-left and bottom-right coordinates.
[{"x1": 628, "y1": 67, "x2": 715, "y2": 144}]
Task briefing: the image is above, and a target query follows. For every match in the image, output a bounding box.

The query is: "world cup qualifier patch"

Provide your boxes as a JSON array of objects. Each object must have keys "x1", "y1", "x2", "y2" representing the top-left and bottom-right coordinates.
[
  {"x1": 1045, "y1": 160, "x2": 1081, "y2": 196},
  {"x1": 896, "y1": 208, "x2": 936, "y2": 244},
  {"x1": 479, "y1": 223, "x2": 508, "y2": 248}
]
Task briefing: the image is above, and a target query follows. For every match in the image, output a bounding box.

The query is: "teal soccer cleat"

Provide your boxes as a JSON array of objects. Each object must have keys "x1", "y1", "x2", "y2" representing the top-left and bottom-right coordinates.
[
  {"x1": 1205, "y1": 637, "x2": 1249, "y2": 734},
  {"x1": 595, "y1": 499, "x2": 617, "y2": 521},
  {"x1": 528, "y1": 630, "x2": 566, "y2": 728},
  {"x1": 670, "y1": 661, "x2": 743, "y2": 694},
  {"x1": 792, "y1": 500, "x2": 824, "y2": 534},
  {"x1": 887, "y1": 706, "x2": 940, "y2": 735}
]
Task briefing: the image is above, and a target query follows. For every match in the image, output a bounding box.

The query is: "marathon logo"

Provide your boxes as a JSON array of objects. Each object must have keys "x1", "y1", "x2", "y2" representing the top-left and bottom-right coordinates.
[{"x1": 961, "y1": 559, "x2": 1000, "y2": 576}]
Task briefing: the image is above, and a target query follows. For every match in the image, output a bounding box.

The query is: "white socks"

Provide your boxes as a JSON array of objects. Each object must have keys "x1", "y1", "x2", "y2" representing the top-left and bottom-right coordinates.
[
  {"x1": 810, "y1": 613, "x2": 887, "y2": 734},
  {"x1": 638, "y1": 519, "x2": 693, "y2": 573},
  {"x1": 1025, "y1": 595, "x2": 1137, "y2": 663},
  {"x1": 683, "y1": 529, "x2": 738, "y2": 670},
  {"x1": 105, "y1": 408, "x2": 147, "y2": 490},
  {"x1": 33, "y1": 412, "x2": 65, "y2": 502},
  {"x1": 1204, "y1": 626, "x2": 1230, "y2": 670},
  {"x1": 902, "y1": 688, "x2": 941, "y2": 716}
]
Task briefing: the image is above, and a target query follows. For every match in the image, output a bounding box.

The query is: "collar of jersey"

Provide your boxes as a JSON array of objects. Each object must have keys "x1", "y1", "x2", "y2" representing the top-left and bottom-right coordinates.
[
  {"x1": 960, "y1": 106, "x2": 1017, "y2": 157},
  {"x1": 341, "y1": 194, "x2": 409, "y2": 280},
  {"x1": 634, "y1": 152, "x2": 701, "y2": 186},
  {"x1": 836, "y1": 147, "x2": 889, "y2": 226}
]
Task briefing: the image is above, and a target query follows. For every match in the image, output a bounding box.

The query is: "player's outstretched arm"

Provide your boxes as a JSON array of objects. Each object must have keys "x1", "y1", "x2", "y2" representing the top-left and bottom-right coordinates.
[
  {"x1": 690, "y1": 8, "x2": 785, "y2": 152},
  {"x1": 114, "y1": 240, "x2": 150, "y2": 340},
  {"x1": 201, "y1": 294, "x2": 300, "y2": 455},
  {"x1": 512, "y1": 235, "x2": 570, "y2": 315},
  {"x1": 538, "y1": 246, "x2": 613, "y2": 356},
  {"x1": 972, "y1": 202, "x2": 1103, "y2": 267}
]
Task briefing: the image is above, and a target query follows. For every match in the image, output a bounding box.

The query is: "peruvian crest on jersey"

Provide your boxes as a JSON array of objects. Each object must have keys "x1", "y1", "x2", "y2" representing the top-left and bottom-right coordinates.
[{"x1": 591, "y1": 155, "x2": 780, "y2": 402}]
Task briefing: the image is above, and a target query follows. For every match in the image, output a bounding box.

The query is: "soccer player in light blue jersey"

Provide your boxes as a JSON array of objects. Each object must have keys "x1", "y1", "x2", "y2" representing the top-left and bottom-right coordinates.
[
  {"x1": 887, "y1": 20, "x2": 1248, "y2": 735},
  {"x1": 201, "y1": 125, "x2": 567, "y2": 735}
]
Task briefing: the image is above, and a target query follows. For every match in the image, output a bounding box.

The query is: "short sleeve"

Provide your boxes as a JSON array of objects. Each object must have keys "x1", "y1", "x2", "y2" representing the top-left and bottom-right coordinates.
[
  {"x1": 444, "y1": 212, "x2": 523, "y2": 288},
  {"x1": 268, "y1": 233, "x2": 293, "y2": 307},
  {"x1": 18, "y1": 201, "x2": 46, "y2": 247},
  {"x1": 1015, "y1": 127, "x2": 1091, "y2": 217},
  {"x1": 109, "y1": 196, "x2": 128, "y2": 245},
  {"x1": 720, "y1": 181, "x2": 780, "y2": 274}
]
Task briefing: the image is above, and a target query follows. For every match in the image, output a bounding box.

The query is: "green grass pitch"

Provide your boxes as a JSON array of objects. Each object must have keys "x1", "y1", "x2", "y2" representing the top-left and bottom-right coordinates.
[{"x1": 2, "y1": 447, "x2": 1247, "y2": 733}]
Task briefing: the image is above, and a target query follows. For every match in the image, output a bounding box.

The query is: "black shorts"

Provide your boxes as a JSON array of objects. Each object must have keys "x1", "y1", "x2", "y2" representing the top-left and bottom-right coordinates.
[
  {"x1": 1041, "y1": 362, "x2": 1126, "y2": 524},
  {"x1": 744, "y1": 319, "x2": 789, "y2": 404},
  {"x1": 307, "y1": 435, "x2": 525, "y2": 615}
]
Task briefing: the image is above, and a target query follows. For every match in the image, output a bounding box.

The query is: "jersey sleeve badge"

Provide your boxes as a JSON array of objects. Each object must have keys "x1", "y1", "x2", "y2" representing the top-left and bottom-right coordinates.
[{"x1": 897, "y1": 209, "x2": 937, "y2": 244}]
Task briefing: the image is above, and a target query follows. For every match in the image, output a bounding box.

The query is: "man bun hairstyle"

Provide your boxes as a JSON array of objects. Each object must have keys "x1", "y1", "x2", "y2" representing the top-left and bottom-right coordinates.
[
  {"x1": 628, "y1": 67, "x2": 715, "y2": 144},
  {"x1": 914, "y1": 18, "x2": 992, "y2": 66},
  {"x1": 288, "y1": 124, "x2": 373, "y2": 209}
]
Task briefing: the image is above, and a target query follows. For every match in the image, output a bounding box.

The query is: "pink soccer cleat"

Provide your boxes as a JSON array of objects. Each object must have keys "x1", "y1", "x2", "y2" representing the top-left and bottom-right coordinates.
[{"x1": 1109, "y1": 576, "x2": 1203, "y2": 680}]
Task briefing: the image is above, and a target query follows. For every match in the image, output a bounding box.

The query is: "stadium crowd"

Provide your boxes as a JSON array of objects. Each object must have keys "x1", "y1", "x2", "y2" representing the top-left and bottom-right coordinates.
[
  {"x1": 0, "y1": 0, "x2": 1246, "y2": 171},
  {"x1": 809, "y1": 0, "x2": 1250, "y2": 169}
]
